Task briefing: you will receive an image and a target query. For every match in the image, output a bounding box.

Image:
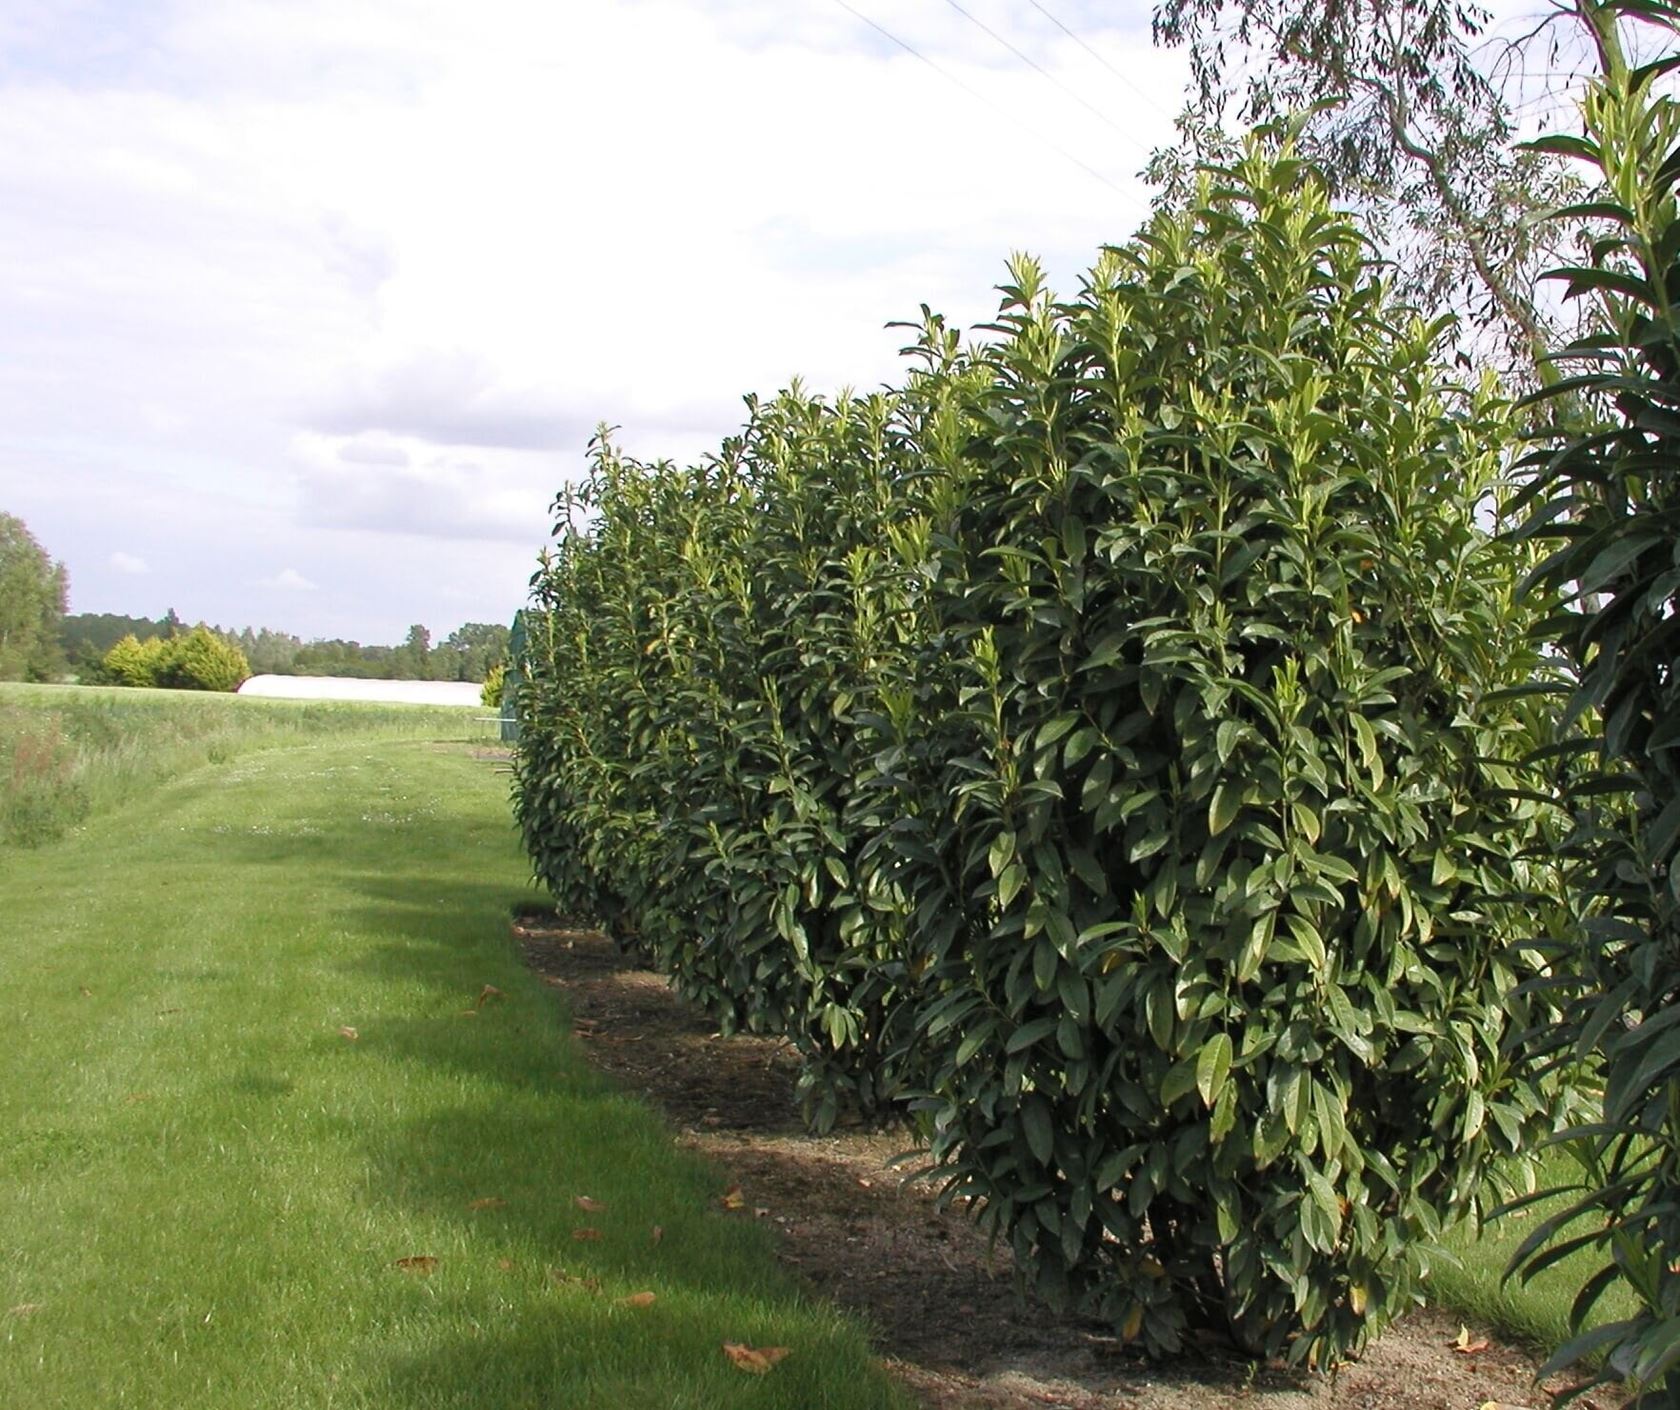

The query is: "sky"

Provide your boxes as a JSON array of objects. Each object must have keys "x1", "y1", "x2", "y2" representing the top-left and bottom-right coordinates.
[{"x1": 0, "y1": 0, "x2": 1188, "y2": 644}]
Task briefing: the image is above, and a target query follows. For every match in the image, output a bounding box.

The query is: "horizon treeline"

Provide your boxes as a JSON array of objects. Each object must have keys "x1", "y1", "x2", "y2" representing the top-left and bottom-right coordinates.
[{"x1": 61, "y1": 611, "x2": 509, "y2": 683}]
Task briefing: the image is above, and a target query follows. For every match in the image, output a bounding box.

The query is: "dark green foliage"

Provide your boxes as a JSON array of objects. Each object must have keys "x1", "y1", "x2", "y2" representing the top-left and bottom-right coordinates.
[
  {"x1": 77, "y1": 618, "x2": 510, "y2": 684},
  {"x1": 516, "y1": 384, "x2": 951, "y2": 1125},
  {"x1": 73, "y1": 619, "x2": 301, "y2": 683},
  {"x1": 61, "y1": 612, "x2": 180, "y2": 676},
  {"x1": 1506, "y1": 21, "x2": 1680, "y2": 1403},
  {"x1": 897, "y1": 145, "x2": 1562, "y2": 1367},
  {"x1": 288, "y1": 622, "x2": 507, "y2": 681},
  {"x1": 441, "y1": 621, "x2": 511, "y2": 682},
  {"x1": 233, "y1": 625, "x2": 307, "y2": 676},
  {"x1": 515, "y1": 137, "x2": 1561, "y2": 1369}
]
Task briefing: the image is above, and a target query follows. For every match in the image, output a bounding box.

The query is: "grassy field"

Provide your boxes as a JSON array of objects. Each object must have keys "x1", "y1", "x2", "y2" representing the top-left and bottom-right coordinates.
[
  {"x1": 0, "y1": 681, "x2": 489, "y2": 846},
  {"x1": 0, "y1": 684, "x2": 1632, "y2": 1396},
  {"x1": 0, "y1": 710, "x2": 905, "y2": 1409}
]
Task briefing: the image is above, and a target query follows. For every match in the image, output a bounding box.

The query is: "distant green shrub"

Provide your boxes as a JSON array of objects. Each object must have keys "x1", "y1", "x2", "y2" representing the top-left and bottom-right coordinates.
[
  {"x1": 155, "y1": 626, "x2": 248, "y2": 692},
  {"x1": 102, "y1": 633, "x2": 162, "y2": 687},
  {"x1": 480, "y1": 663, "x2": 506, "y2": 710},
  {"x1": 102, "y1": 627, "x2": 248, "y2": 692}
]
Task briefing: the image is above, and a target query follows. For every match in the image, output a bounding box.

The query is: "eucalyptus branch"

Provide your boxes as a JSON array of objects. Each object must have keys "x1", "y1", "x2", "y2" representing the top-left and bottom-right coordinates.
[{"x1": 1370, "y1": 70, "x2": 1557, "y2": 369}]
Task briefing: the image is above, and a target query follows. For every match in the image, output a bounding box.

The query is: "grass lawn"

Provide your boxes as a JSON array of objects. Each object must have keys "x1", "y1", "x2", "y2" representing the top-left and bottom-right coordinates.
[
  {"x1": 0, "y1": 726, "x2": 906, "y2": 1410},
  {"x1": 0, "y1": 681, "x2": 491, "y2": 846},
  {"x1": 1429, "y1": 1146, "x2": 1638, "y2": 1357}
]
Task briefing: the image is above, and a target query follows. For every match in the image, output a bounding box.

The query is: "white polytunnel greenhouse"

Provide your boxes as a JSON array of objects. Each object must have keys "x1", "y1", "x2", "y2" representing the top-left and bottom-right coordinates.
[{"x1": 236, "y1": 675, "x2": 484, "y2": 707}]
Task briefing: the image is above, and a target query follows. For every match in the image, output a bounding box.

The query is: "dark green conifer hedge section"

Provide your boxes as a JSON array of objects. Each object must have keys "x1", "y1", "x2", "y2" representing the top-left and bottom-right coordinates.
[{"x1": 514, "y1": 138, "x2": 1566, "y2": 1367}]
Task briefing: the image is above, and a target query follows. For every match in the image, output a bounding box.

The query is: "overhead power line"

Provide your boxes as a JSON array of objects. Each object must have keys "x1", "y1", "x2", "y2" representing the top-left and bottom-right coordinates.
[
  {"x1": 1025, "y1": 0, "x2": 1180, "y2": 121},
  {"x1": 936, "y1": 0, "x2": 1151, "y2": 155},
  {"x1": 825, "y1": 0, "x2": 1146, "y2": 208}
]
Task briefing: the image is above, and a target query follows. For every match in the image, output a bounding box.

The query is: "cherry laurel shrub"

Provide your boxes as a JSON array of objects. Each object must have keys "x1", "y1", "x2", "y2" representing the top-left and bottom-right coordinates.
[
  {"x1": 893, "y1": 143, "x2": 1567, "y2": 1368},
  {"x1": 514, "y1": 137, "x2": 1565, "y2": 1367},
  {"x1": 514, "y1": 387, "x2": 956, "y2": 1124}
]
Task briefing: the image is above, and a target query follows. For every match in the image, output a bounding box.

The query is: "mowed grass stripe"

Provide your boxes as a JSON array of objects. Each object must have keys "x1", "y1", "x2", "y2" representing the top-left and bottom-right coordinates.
[
  {"x1": 0, "y1": 738, "x2": 906, "y2": 1410},
  {"x1": 0, "y1": 680, "x2": 488, "y2": 845}
]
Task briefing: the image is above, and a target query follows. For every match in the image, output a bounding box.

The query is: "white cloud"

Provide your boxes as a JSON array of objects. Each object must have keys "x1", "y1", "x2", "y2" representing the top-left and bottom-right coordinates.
[
  {"x1": 335, "y1": 436, "x2": 410, "y2": 467},
  {"x1": 260, "y1": 567, "x2": 318, "y2": 592},
  {"x1": 290, "y1": 430, "x2": 554, "y2": 542},
  {"x1": 109, "y1": 550, "x2": 149, "y2": 574},
  {"x1": 308, "y1": 348, "x2": 596, "y2": 451},
  {"x1": 0, "y1": 0, "x2": 1187, "y2": 639}
]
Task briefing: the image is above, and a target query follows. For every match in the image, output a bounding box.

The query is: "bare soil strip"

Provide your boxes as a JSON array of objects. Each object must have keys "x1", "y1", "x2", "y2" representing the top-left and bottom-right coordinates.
[{"x1": 515, "y1": 915, "x2": 1617, "y2": 1410}]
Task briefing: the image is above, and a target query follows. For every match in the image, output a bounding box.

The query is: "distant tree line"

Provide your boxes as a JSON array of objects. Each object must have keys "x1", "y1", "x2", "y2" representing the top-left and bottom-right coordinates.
[
  {"x1": 59, "y1": 614, "x2": 509, "y2": 684},
  {"x1": 0, "y1": 511, "x2": 512, "y2": 689}
]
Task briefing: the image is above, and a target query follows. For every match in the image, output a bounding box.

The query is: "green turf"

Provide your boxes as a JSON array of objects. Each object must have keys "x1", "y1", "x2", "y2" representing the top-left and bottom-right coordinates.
[
  {"x1": 0, "y1": 683, "x2": 1637, "y2": 1390},
  {"x1": 0, "y1": 681, "x2": 491, "y2": 846},
  {"x1": 1428, "y1": 1146, "x2": 1639, "y2": 1355},
  {"x1": 0, "y1": 729, "x2": 906, "y2": 1410}
]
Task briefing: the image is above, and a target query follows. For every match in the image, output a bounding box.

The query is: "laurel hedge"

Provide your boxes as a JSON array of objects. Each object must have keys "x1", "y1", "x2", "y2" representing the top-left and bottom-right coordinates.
[
  {"x1": 513, "y1": 136, "x2": 1568, "y2": 1367},
  {"x1": 515, "y1": 384, "x2": 962, "y2": 1124}
]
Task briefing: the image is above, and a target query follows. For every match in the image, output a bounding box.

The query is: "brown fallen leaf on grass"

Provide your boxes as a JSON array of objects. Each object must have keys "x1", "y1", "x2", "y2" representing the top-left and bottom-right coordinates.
[
  {"x1": 497, "y1": 1258, "x2": 515, "y2": 1272},
  {"x1": 722, "y1": 1343, "x2": 790, "y2": 1374},
  {"x1": 548, "y1": 1267, "x2": 601, "y2": 1292},
  {"x1": 338, "y1": 1026, "x2": 359, "y2": 1041},
  {"x1": 475, "y1": 984, "x2": 504, "y2": 1010},
  {"x1": 467, "y1": 1196, "x2": 506, "y2": 1211},
  {"x1": 619, "y1": 1291, "x2": 657, "y2": 1308},
  {"x1": 1453, "y1": 1324, "x2": 1491, "y2": 1355},
  {"x1": 78, "y1": 986, "x2": 92, "y2": 998},
  {"x1": 720, "y1": 1184, "x2": 745, "y2": 1211},
  {"x1": 394, "y1": 1256, "x2": 438, "y2": 1275},
  {"x1": 572, "y1": 1227, "x2": 603, "y2": 1242},
  {"x1": 573, "y1": 1195, "x2": 606, "y2": 1213},
  {"x1": 6, "y1": 1304, "x2": 41, "y2": 1318},
  {"x1": 650, "y1": 1225, "x2": 664, "y2": 1245}
]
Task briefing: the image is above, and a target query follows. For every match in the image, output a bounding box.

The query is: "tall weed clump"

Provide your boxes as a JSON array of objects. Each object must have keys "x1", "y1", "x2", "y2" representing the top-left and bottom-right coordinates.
[{"x1": 514, "y1": 137, "x2": 1563, "y2": 1366}]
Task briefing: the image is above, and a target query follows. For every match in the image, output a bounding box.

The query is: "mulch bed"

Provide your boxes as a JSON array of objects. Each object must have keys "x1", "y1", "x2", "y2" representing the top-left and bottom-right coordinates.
[{"x1": 514, "y1": 911, "x2": 1618, "y2": 1410}]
